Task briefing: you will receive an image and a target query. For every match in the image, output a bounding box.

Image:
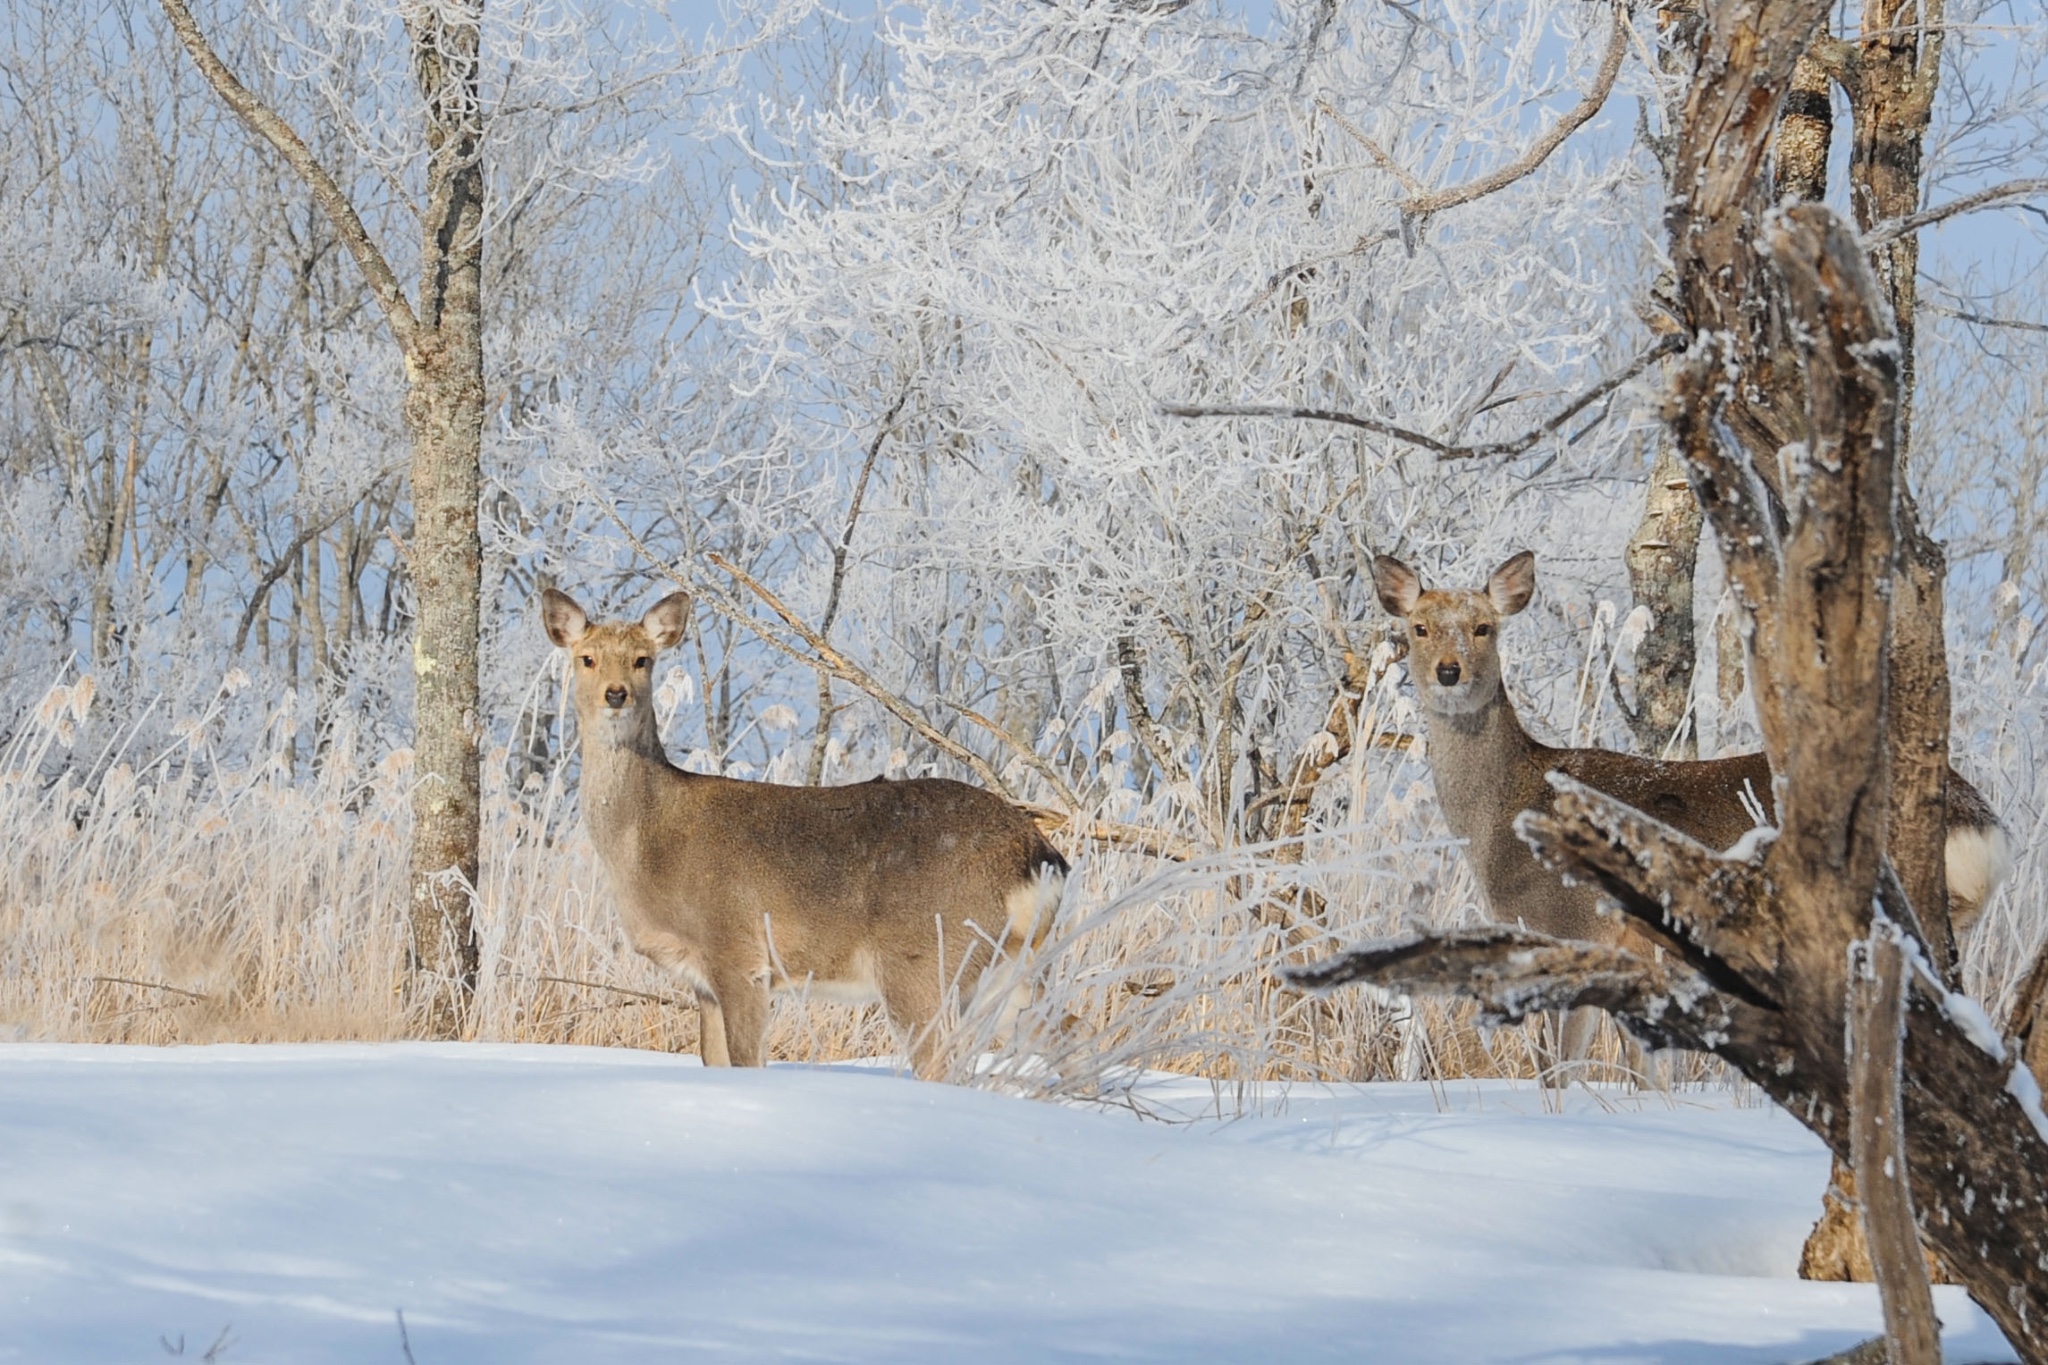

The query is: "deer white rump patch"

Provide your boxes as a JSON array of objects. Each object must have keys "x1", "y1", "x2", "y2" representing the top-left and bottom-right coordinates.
[
  {"x1": 1946, "y1": 823, "x2": 2014, "y2": 936},
  {"x1": 1004, "y1": 863, "x2": 1067, "y2": 953}
]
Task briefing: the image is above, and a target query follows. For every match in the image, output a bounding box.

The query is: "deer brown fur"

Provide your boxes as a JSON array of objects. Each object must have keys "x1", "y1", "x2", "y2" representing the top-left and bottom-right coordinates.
[
  {"x1": 1371, "y1": 551, "x2": 2008, "y2": 947},
  {"x1": 543, "y1": 587, "x2": 1068, "y2": 1077}
]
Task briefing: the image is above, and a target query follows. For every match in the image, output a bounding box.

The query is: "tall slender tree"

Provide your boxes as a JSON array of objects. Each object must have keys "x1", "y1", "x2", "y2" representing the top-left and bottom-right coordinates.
[{"x1": 158, "y1": 0, "x2": 484, "y2": 1031}]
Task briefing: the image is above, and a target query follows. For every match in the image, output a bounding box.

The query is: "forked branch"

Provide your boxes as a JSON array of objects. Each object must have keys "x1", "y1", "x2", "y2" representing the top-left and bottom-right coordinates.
[
  {"x1": 1399, "y1": 1, "x2": 1632, "y2": 220},
  {"x1": 156, "y1": 0, "x2": 419, "y2": 354}
]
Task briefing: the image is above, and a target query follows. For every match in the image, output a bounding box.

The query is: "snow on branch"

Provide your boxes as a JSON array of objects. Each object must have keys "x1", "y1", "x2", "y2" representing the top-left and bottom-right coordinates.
[
  {"x1": 1280, "y1": 925, "x2": 1776, "y2": 1057},
  {"x1": 1511, "y1": 773, "x2": 1780, "y2": 1001},
  {"x1": 1394, "y1": 2, "x2": 1633, "y2": 222}
]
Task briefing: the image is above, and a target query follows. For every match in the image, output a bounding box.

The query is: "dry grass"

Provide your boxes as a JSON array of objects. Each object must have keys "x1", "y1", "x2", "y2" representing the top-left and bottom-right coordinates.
[{"x1": 2, "y1": 664, "x2": 2036, "y2": 1109}]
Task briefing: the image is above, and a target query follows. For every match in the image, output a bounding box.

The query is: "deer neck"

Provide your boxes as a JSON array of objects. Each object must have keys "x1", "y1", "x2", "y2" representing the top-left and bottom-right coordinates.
[
  {"x1": 576, "y1": 712, "x2": 683, "y2": 860},
  {"x1": 1418, "y1": 687, "x2": 1543, "y2": 843}
]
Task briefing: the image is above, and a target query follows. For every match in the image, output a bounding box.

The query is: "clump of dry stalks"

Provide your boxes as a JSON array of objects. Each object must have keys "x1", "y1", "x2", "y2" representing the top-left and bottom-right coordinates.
[{"x1": 1, "y1": 664, "x2": 2035, "y2": 1105}]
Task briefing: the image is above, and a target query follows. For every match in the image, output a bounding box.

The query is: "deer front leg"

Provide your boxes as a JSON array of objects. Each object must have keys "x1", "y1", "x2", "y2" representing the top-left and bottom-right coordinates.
[
  {"x1": 705, "y1": 967, "x2": 772, "y2": 1068},
  {"x1": 698, "y1": 997, "x2": 732, "y2": 1067}
]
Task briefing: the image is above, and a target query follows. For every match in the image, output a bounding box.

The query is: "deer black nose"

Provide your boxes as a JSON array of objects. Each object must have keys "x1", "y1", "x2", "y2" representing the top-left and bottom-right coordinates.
[
  {"x1": 1435, "y1": 661, "x2": 1461, "y2": 686},
  {"x1": 604, "y1": 685, "x2": 628, "y2": 709}
]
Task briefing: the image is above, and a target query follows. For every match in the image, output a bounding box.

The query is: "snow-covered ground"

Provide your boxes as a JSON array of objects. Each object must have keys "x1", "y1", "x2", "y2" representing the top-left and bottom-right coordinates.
[{"x1": 0, "y1": 1045, "x2": 2017, "y2": 1364}]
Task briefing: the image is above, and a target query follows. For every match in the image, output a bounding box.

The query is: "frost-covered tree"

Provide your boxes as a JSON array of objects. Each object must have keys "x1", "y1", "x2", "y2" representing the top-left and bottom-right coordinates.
[
  {"x1": 695, "y1": 0, "x2": 1667, "y2": 854},
  {"x1": 148, "y1": 0, "x2": 706, "y2": 1028}
]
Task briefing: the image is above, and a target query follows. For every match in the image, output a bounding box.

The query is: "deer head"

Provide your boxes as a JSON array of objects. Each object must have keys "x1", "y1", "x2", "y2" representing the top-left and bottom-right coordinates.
[
  {"x1": 1371, "y1": 551, "x2": 1535, "y2": 719},
  {"x1": 541, "y1": 587, "x2": 692, "y2": 744}
]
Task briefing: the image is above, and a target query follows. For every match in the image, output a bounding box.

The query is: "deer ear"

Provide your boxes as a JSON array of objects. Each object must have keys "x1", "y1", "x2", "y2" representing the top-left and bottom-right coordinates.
[
  {"x1": 1371, "y1": 555, "x2": 1422, "y2": 616},
  {"x1": 1488, "y1": 551, "x2": 1537, "y2": 616},
  {"x1": 541, "y1": 588, "x2": 589, "y2": 648},
  {"x1": 642, "y1": 592, "x2": 692, "y2": 651}
]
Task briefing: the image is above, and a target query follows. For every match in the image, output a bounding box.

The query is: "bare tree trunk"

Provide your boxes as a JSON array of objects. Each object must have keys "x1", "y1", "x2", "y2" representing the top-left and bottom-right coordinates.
[
  {"x1": 1776, "y1": 54, "x2": 1834, "y2": 202},
  {"x1": 1849, "y1": 0, "x2": 1956, "y2": 973},
  {"x1": 1623, "y1": 446, "x2": 1702, "y2": 757},
  {"x1": 1620, "y1": 4, "x2": 1709, "y2": 763},
  {"x1": 160, "y1": 0, "x2": 484, "y2": 1032},
  {"x1": 402, "y1": 0, "x2": 487, "y2": 1031},
  {"x1": 1768, "y1": 27, "x2": 1882, "y2": 1286}
]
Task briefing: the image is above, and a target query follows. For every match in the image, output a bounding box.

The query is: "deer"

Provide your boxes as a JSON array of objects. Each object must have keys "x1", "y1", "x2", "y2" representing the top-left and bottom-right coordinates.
[
  {"x1": 541, "y1": 586, "x2": 1069, "y2": 1079},
  {"x1": 1370, "y1": 550, "x2": 2010, "y2": 1071}
]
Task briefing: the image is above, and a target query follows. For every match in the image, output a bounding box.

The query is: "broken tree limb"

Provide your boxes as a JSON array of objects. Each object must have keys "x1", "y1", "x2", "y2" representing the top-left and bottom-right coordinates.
[
  {"x1": 1847, "y1": 922, "x2": 1942, "y2": 1365},
  {"x1": 1282, "y1": 916, "x2": 2048, "y2": 1358},
  {"x1": 1513, "y1": 773, "x2": 1779, "y2": 1002},
  {"x1": 1280, "y1": 927, "x2": 1790, "y2": 1061}
]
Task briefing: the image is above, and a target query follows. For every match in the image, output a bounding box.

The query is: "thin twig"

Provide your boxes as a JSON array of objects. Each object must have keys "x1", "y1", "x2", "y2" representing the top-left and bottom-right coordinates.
[
  {"x1": 1402, "y1": 1, "x2": 1632, "y2": 219},
  {"x1": 156, "y1": 0, "x2": 418, "y2": 353},
  {"x1": 1021, "y1": 804, "x2": 1204, "y2": 862},
  {"x1": 1923, "y1": 301, "x2": 2048, "y2": 334},
  {"x1": 1864, "y1": 176, "x2": 2048, "y2": 247},
  {"x1": 809, "y1": 382, "x2": 913, "y2": 784},
  {"x1": 706, "y1": 550, "x2": 1031, "y2": 800},
  {"x1": 1315, "y1": 97, "x2": 1426, "y2": 198},
  {"x1": 577, "y1": 492, "x2": 1024, "y2": 802},
  {"x1": 232, "y1": 489, "x2": 395, "y2": 655},
  {"x1": 1164, "y1": 334, "x2": 1678, "y2": 460},
  {"x1": 89, "y1": 975, "x2": 208, "y2": 1001},
  {"x1": 536, "y1": 974, "x2": 690, "y2": 1008}
]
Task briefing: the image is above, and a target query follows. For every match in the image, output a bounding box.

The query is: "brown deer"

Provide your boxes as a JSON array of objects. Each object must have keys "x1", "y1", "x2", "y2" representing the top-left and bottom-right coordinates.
[
  {"x1": 542, "y1": 587, "x2": 1068, "y2": 1078},
  {"x1": 1370, "y1": 551, "x2": 2008, "y2": 1051}
]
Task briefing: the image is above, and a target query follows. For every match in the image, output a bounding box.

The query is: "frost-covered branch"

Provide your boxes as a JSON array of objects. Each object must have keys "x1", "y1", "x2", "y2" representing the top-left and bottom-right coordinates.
[
  {"x1": 1283, "y1": 926, "x2": 1781, "y2": 1058},
  {"x1": 1398, "y1": 1, "x2": 1633, "y2": 221},
  {"x1": 156, "y1": 0, "x2": 419, "y2": 353}
]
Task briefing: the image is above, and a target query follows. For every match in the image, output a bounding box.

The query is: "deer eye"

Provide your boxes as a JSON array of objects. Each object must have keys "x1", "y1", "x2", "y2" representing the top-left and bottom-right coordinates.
[
  {"x1": 1474, "y1": 624, "x2": 1491, "y2": 637},
  {"x1": 1412, "y1": 624, "x2": 1428, "y2": 638},
  {"x1": 580, "y1": 656, "x2": 595, "y2": 668},
  {"x1": 633, "y1": 657, "x2": 650, "y2": 670}
]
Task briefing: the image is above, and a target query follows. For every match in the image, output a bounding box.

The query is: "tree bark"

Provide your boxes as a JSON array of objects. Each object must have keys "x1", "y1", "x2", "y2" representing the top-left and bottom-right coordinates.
[
  {"x1": 1776, "y1": 54, "x2": 1834, "y2": 202},
  {"x1": 1618, "y1": 4, "x2": 1709, "y2": 764},
  {"x1": 403, "y1": 0, "x2": 487, "y2": 1032},
  {"x1": 1848, "y1": 0, "x2": 1956, "y2": 974},
  {"x1": 1623, "y1": 446, "x2": 1702, "y2": 757},
  {"x1": 160, "y1": 0, "x2": 484, "y2": 1031},
  {"x1": 1848, "y1": 924, "x2": 1943, "y2": 1365},
  {"x1": 1765, "y1": 24, "x2": 1891, "y2": 1288}
]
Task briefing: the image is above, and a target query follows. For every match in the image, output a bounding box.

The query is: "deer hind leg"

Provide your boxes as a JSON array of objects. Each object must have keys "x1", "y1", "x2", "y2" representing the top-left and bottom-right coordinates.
[
  {"x1": 879, "y1": 954, "x2": 950, "y2": 1080},
  {"x1": 1543, "y1": 1006, "x2": 1601, "y2": 1089}
]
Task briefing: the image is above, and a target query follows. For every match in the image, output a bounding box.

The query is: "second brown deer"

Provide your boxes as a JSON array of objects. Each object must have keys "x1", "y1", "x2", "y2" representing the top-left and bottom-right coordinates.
[
  {"x1": 543, "y1": 587, "x2": 1068, "y2": 1078},
  {"x1": 1371, "y1": 551, "x2": 2009, "y2": 1071}
]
